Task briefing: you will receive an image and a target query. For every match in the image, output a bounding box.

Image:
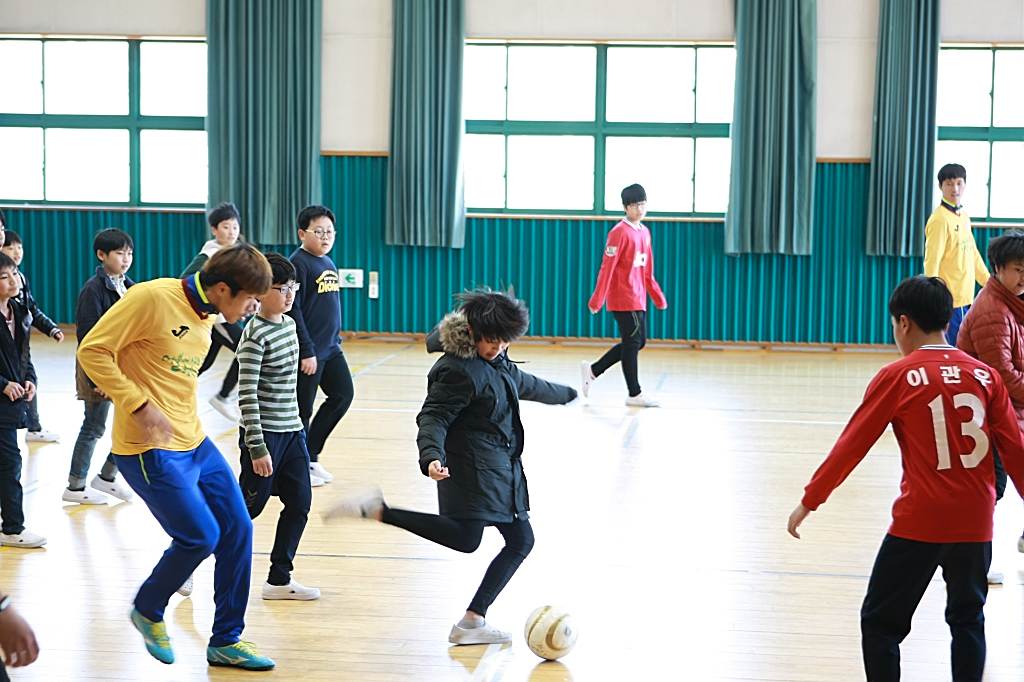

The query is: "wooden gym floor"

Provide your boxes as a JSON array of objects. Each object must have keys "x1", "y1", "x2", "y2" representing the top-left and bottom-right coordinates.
[{"x1": 3, "y1": 336, "x2": 1024, "y2": 681}]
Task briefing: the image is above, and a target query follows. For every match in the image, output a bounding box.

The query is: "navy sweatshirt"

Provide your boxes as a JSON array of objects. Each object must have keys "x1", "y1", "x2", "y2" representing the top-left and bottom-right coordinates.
[{"x1": 287, "y1": 247, "x2": 343, "y2": 361}]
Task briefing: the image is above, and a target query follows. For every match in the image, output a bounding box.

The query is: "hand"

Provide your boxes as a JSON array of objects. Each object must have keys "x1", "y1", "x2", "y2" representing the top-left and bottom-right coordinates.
[
  {"x1": 93, "y1": 386, "x2": 109, "y2": 399},
  {"x1": 787, "y1": 503, "x2": 812, "y2": 539},
  {"x1": 427, "y1": 460, "x2": 450, "y2": 480},
  {"x1": 589, "y1": 307, "x2": 599, "y2": 314},
  {"x1": 656, "y1": 303, "x2": 668, "y2": 310},
  {"x1": 53, "y1": 330, "x2": 64, "y2": 343},
  {"x1": 23, "y1": 381, "x2": 35, "y2": 403},
  {"x1": 133, "y1": 402, "x2": 174, "y2": 447},
  {"x1": 252, "y1": 455, "x2": 273, "y2": 477},
  {"x1": 0, "y1": 605, "x2": 40, "y2": 668},
  {"x1": 300, "y1": 356, "x2": 317, "y2": 375},
  {"x1": 3, "y1": 382, "x2": 24, "y2": 402}
]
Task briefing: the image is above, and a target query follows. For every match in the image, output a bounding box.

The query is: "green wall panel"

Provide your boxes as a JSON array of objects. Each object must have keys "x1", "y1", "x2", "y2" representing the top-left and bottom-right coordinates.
[{"x1": 3, "y1": 158, "x2": 966, "y2": 345}]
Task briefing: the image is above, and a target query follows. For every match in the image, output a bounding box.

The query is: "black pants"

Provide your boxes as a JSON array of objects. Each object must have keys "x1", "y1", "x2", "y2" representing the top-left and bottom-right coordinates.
[
  {"x1": 198, "y1": 322, "x2": 242, "y2": 399},
  {"x1": 296, "y1": 349, "x2": 354, "y2": 461},
  {"x1": 238, "y1": 428, "x2": 312, "y2": 586},
  {"x1": 861, "y1": 534, "x2": 989, "y2": 682},
  {"x1": 591, "y1": 310, "x2": 647, "y2": 397},
  {"x1": 993, "y1": 448, "x2": 1007, "y2": 502},
  {"x1": 0, "y1": 428, "x2": 24, "y2": 535},
  {"x1": 381, "y1": 507, "x2": 534, "y2": 616}
]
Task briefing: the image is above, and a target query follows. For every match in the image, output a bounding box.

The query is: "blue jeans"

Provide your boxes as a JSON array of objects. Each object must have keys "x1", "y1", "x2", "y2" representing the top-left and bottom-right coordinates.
[
  {"x1": 115, "y1": 438, "x2": 253, "y2": 647},
  {"x1": 0, "y1": 428, "x2": 24, "y2": 535},
  {"x1": 69, "y1": 401, "x2": 118, "y2": 489}
]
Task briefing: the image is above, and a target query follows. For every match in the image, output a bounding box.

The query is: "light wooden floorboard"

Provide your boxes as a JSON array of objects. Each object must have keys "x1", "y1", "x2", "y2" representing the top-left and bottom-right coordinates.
[{"x1": 3, "y1": 337, "x2": 1024, "y2": 680}]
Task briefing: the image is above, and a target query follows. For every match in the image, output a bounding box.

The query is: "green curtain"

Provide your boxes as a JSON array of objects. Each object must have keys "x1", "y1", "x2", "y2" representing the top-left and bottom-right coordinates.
[
  {"x1": 207, "y1": 0, "x2": 322, "y2": 246},
  {"x1": 385, "y1": 0, "x2": 466, "y2": 248},
  {"x1": 725, "y1": 0, "x2": 817, "y2": 256},
  {"x1": 865, "y1": 0, "x2": 940, "y2": 257}
]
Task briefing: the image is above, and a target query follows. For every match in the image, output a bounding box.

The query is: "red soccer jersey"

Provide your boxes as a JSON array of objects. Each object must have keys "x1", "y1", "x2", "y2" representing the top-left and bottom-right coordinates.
[
  {"x1": 588, "y1": 221, "x2": 667, "y2": 312},
  {"x1": 802, "y1": 345, "x2": 1024, "y2": 543}
]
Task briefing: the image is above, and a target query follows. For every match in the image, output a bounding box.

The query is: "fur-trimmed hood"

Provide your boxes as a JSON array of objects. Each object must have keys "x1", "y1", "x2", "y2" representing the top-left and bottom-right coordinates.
[{"x1": 436, "y1": 310, "x2": 477, "y2": 359}]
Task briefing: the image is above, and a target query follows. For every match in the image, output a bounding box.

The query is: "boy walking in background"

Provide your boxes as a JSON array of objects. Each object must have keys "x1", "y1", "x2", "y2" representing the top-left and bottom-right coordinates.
[
  {"x1": 63, "y1": 228, "x2": 136, "y2": 505},
  {"x1": 2, "y1": 231, "x2": 64, "y2": 443},
  {"x1": 237, "y1": 253, "x2": 319, "y2": 600},
  {"x1": 287, "y1": 205, "x2": 353, "y2": 486},
  {"x1": 924, "y1": 163, "x2": 990, "y2": 346},
  {"x1": 582, "y1": 183, "x2": 667, "y2": 407},
  {"x1": 789, "y1": 275, "x2": 1024, "y2": 682},
  {"x1": 0, "y1": 252, "x2": 45, "y2": 549}
]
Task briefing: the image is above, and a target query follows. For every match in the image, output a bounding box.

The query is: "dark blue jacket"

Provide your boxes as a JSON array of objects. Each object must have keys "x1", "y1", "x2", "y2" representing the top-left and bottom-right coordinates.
[
  {"x1": 287, "y1": 247, "x2": 343, "y2": 361},
  {"x1": 0, "y1": 296, "x2": 37, "y2": 429},
  {"x1": 75, "y1": 267, "x2": 135, "y2": 400},
  {"x1": 15, "y1": 270, "x2": 59, "y2": 339}
]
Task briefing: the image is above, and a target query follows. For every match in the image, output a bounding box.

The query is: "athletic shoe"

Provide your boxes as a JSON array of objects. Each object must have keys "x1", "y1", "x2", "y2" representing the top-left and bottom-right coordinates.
[
  {"x1": 62, "y1": 487, "x2": 107, "y2": 505},
  {"x1": 207, "y1": 641, "x2": 275, "y2": 671},
  {"x1": 625, "y1": 393, "x2": 661, "y2": 408},
  {"x1": 0, "y1": 531, "x2": 46, "y2": 548},
  {"x1": 1017, "y1": 536, "x2": 1024, "y2": 553},
  {"x1": 90, "y1": 474, "x2": 134, "y2": 501},
  {"x1": 580, "y1": 361, "x2": 595, "y2": 398},
  {"x1": 177, "y1": 573, "x2": 194, "y2": 597},
  {"x1": 310, "y1": 474, "x2": 325, "y2": 488},
  {"x1": 262, "y1": 579, "x2": 321, "y2": 601},
  {"x1": 988, "y1": 570, "x2": 1005, "y2": 585},
  {"x1": 130, "y1": 608, "x2": 174, "y2": 664},
  {"x1": 310, "y1": 462, "x2": 334, "y2": 483},
  {"x1": 25, "y1": 429, "x2": 59, "y2": 442},
  {"x1": 322, "y1": 488, "x2": 384, "y2": 521},
  {"x1": 448, "y1": 622, "x2": 512, "y2": 645},
  {"x1": 209, "y1": 394, "x2": 240, "y2": 422}
]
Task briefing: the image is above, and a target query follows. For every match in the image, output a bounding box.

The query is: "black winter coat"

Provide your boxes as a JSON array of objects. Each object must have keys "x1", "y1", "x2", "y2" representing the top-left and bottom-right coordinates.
[
  {"x1": 75, "y1": 267, "x2": 135, "y2": 400},
  {"x1": 0, "y1": 297, "x2": 37, "y2": 429},
  {"x1": 417, "y1": 311, "x2": 577, "y2": 523},
  {"x1": 16, "y1": 271, "x2": 59, "y2": 339}
]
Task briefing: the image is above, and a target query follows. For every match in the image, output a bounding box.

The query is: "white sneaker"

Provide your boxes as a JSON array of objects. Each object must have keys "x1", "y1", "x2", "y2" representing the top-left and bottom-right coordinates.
[
  {"x1": 25, "y1": 429, "x2": 59, "y2": 442},
  {"x1": 0, "y1": 531, "x2": 47, "y2": 548},
  {"x1": 209, "y1": 394, "x2": 240, "y2": 422},
  {"x1": 177, "y1": 573, "x2": 194, "y2": 597},
  {"x1": 89, "y1": 474, "x2": 134, "y2": 501},
  {"x1": 262, "y1": 579, "x2": 321, "y2": 601},
  {"x1": 988, "y1": 570, "x2": 1005, "y2": 585},
  {"x1": 625, "y1": 393, "x2": 661, "y2": 408},
  {"x1": 309, "y1": 462, "x2": 334, "y2": 483},
  {"x1": 448, "y1": 622, "x2": 512, "y2": 645},
  {"x1": 322, "y1": 488, "x2": 384, "y2": 521},
  {"x1": 62, "y1": 487, "x2": 108, "y2": 505},
  {"x1": 580, "y1": 361, "x2": 595, "y2": 398}
]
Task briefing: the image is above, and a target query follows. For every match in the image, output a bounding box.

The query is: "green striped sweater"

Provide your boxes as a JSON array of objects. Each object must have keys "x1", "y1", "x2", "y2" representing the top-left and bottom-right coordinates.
[{"x1": 236, "y1": 314, "x2": 303, "y2": 460}]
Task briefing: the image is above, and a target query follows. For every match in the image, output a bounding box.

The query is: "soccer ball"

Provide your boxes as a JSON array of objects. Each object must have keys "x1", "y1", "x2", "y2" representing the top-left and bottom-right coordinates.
[{"x1": 524, "y1": 605, "x2": 578, "y2": 660}]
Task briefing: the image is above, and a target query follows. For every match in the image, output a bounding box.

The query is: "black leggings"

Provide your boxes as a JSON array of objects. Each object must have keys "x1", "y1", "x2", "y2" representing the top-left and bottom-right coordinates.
[
  {"x1": 198, "y1": 322, "x2": 242, "y2": 398},
  {"x1": 592, "y1": 310, "x2": 647, "y2": 397},
  {"x1": 381, "y1": 507, "x2": 534, "y2": 616}
]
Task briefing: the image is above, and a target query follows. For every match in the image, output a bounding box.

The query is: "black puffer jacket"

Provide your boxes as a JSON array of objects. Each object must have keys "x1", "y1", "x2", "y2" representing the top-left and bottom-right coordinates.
[
  {"x1": 0, "y1": 297, "x2": 37, "y2": 429},
  {"x1": 417, "y1": 311, "x2": 577, "y2": 523}
]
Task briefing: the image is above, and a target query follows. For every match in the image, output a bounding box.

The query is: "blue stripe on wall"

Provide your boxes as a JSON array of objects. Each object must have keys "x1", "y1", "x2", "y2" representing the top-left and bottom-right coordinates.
[{"x1": 4, "y1": 159, "x2": 971, "y2": 345}]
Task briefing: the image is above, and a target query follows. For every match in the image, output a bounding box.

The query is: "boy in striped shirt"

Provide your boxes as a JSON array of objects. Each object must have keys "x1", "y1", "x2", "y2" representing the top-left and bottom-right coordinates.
[{"x1": 237, "y1": 252, "x2": 319, "y2": 601}]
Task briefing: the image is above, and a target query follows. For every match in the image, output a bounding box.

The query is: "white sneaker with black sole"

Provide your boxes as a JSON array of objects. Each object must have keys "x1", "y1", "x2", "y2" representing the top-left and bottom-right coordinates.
[
  {"x1": 62, "y1": 487, "x2": 108, "y2": 505},
  {"x1": 625, "y1": 393, "x2": 661, "y2": 408},
  {"x1": 209, "y1": 394, "x2": 240, "y2": 422},
  {"x1": 309, "y1": 462, "x2": 333, "y2": 483},
  {"x1": 580, "y1": 361, "x2": 594, "y2": 398},
  {"x1": 988, "y1": 570, "x2": 1005, "y2": 585},
  {"x1": 448, "y1": 622, "x2": 512, "y2": 645},
  {"x1": 0, "y1": 530, "x2": 47, "y2": 548},
  {"x1": 90, "y1": 474, "x2": 134, "y2": 501},
  {"x1": 25, "y1": 429, "x2": 60, "y2": 442},
  {"x1": 322, "y1": 488, "x2": 384, "y2": 521},
  {"x1": 262, "y1": 579, "x2": 321, "y2": 601}
]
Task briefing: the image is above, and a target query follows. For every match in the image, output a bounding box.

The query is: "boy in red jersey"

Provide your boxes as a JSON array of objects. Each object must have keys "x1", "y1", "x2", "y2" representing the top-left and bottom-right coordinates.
[
  {"x1": 788, "y1": 275, "x2": 1024, "y2": 682},
  {"x1": 582, "y1": 183, "x2": 667, "y2": 407}
]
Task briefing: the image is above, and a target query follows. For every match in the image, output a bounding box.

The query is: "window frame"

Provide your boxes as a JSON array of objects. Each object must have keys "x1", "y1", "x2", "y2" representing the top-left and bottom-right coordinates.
[
  {"x1": 937, "y1": 44, "x2": 1024, "y2": 224},
  {"x1": 0, "y1": 36, "x2": 206, "y2": 208},
  {"x1": 463, "y1": 41, "x2": 733, "y2": 218}
]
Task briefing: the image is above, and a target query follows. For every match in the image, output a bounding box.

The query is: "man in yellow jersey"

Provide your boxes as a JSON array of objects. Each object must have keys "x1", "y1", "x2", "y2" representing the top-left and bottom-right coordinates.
[
  {"x1": 77, "y1": 244, "x2": 276, "y2": 671},
  {"x1": 924, "y1": 163, "x2": 990, "y2": 346}
]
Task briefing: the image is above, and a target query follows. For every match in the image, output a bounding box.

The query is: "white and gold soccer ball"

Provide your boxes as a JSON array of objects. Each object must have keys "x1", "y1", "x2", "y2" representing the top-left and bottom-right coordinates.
[{"x1": 524, "y1": 605, "x2": 578, "y2": 660}]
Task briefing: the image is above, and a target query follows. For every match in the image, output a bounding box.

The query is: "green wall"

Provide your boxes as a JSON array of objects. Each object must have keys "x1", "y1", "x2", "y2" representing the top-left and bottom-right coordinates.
[{"x1": 5, "y1": 159, "x2": 951, "y2": 345}]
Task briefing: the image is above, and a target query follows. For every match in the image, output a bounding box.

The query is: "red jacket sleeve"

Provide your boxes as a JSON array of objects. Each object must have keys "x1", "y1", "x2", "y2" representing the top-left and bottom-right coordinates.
[
  {"x1": 987, "y1": 377, "x2": 1024, "y2": 502},
  {"x1": 644, "y1": 234, "x2": 667, "y2": 309},
  {"x1": 802, "y1": 371, "x2": 896, "y2": 511},
  {"x1": 589, "y1": 227, "x2": 625, "y2": 312}
]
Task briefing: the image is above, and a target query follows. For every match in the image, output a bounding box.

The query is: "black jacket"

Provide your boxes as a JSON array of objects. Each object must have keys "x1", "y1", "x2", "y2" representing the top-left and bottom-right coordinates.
[
  {"x1": 16, "y1": 270, "x2": 59, "y2": 339},
  {"x1": 0, "y1": 296, "x2": 37, "y2": 429},
  {"x1": 417, "y1": 311, "x2": 577, "y2": 523},
  {"x1": 75, "y1": 267, "x2": 135, "y2": 400}
]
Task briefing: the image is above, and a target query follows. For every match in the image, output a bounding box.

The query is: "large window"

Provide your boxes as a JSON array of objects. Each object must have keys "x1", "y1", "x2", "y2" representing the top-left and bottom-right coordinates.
[
  {"x1": 937, "y1": 46, "x2": 1024, "y2": 222},
  {"x1": 462, "y1": 42, "x2": 735, "y2": 216},
  {"x1": 0, "y1": 37, "x2": 207, "y2": 206}
]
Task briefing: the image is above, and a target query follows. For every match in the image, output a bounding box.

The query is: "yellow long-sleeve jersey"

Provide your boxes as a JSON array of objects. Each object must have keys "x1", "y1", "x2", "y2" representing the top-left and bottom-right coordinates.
[
  {"x1": 77, "y1": 277, "x2": 215, "y2": 455},
  {"x1": 923, "y1": 203, "x2": 990, "y2": 308}
]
